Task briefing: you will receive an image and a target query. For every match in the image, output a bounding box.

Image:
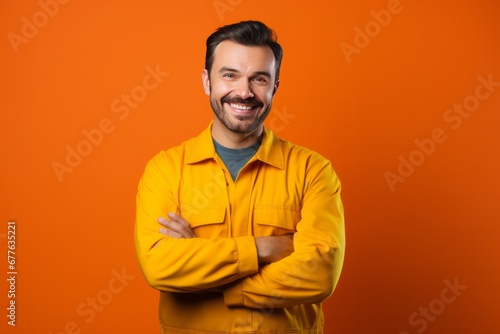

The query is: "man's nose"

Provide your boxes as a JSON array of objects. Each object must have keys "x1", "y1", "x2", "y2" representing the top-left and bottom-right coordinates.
[{"x1": 234, "y1": 79, "x2": 254, "y2": 99}]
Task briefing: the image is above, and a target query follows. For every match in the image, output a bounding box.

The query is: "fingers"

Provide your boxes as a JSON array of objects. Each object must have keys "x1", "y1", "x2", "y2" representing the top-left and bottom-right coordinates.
[
  {"x1": 168, "y1": 213, "x2": 197, "y2": 238},
  {"x1": 158, "y1": 213, "x2": 196, "y2": 239},
  {"x1": 167, "y1": 212, "x2": 191, "y2": 228},
  {"x1": 159, "y1": 227, "x2": 184, "y2": 238}
]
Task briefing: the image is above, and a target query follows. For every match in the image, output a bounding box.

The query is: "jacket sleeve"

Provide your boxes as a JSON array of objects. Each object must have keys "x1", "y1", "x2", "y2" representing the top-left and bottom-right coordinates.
[
  {"x1": 134, "y1": 151, "x2": 259, "y2": 293},
  {"x1": 222, "y1": 158, "x2": 345, "y2": 308}
]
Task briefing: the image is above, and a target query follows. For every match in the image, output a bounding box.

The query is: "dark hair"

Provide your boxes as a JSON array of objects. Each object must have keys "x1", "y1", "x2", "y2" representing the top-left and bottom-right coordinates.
[{"x1": 205, "y1": 20, "x2": 283, "y2": 81}]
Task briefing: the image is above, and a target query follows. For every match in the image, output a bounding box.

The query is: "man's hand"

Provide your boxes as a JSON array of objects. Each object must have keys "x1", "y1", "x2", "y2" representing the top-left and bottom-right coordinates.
[
  {"x1": 255, "y1": 234, "x2": 294, "y2": 265},
  {"x1": 158, "y1": 212, "x2": 196, "y2": 239}
]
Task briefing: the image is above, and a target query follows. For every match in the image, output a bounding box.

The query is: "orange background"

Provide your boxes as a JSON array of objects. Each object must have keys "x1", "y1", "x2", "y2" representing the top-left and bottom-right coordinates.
[{"x1": 1, "y1": 0, "x2": 499, "y2": 333}]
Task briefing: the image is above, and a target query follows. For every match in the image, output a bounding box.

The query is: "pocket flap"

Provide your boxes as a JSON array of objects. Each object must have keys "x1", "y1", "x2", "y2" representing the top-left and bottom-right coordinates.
[
  {"x1": 180, "y1": 205, "x2": 226, "y2": 228},
  {"x1": 253, "y1": 206, "x2": 301, "y2": 231}
]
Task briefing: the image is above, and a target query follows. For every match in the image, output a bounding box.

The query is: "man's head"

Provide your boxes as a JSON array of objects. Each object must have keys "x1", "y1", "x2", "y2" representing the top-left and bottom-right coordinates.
[
  {"x1": 205, "y1": 20, "x2": 283, "y2": 82},
  {"x1": 202, "y1": 21, "x2": 283, "y2": 143}
]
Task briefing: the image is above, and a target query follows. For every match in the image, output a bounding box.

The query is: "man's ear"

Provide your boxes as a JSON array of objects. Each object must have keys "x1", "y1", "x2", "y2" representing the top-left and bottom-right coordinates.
[
  {"x1": 202, "y1": 69, "x2": 211, "y2": 96},
  {"x1": 273, "y1": 80, "x2": 280, "y2": 96}
]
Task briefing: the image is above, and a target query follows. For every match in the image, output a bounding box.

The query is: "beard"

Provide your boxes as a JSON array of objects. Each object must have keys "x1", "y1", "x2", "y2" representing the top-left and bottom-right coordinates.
[{"x1": 209, "y1": 93, "x2": 272, "y2": 134}]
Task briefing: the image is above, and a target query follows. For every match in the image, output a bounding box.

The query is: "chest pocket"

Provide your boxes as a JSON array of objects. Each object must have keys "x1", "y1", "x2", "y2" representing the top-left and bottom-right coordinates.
[
  {"x1": 253, "y1": 205, "x2": 301, "y2": 237},
  {"x1": 180, "y1": 205, "x2": 227, "y2": 238}
]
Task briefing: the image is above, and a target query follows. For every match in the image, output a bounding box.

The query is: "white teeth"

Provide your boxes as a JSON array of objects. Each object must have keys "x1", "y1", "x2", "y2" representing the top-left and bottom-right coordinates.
[{"x1": 230, "y1": 103, "x2": 253, "y2": 111}]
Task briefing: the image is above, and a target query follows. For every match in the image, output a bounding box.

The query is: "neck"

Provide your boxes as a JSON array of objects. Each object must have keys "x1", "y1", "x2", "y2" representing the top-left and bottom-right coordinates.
[{"x1": 211, "y1": 122, "x2": 263, "y2": 149}]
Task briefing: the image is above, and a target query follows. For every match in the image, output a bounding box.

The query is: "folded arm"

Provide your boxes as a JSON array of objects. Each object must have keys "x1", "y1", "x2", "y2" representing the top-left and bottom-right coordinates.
[
  {"x1": 160, "y1": 212, "x2": 294, "y2": 264},
  {"x1": 222, "y1": 160, "x2": 345, "y2": 309},
  {"x1": 134, "y1": 153, "x2": 260, "y2": 293}
]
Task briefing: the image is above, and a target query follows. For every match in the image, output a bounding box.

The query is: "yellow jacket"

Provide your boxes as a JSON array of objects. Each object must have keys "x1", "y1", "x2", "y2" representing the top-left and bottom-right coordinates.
[{"x1": 135, "y1": 123, "x2": 345, "y2": 333}]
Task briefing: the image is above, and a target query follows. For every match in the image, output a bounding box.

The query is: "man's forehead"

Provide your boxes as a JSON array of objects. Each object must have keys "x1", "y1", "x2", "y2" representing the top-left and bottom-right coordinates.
[
  {"x1": 213, "y1": 41, "x2": 275, "y2": 64},
  {"x1": 211, "y1": 40, "x2": 276, "y2": 77}
]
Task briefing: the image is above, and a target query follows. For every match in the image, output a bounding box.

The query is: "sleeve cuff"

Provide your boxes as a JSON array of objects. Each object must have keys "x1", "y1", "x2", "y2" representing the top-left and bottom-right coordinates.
[
  {"x1": 236, "y1": 236, "x2": 258, "y2": 278},
  {"x1": 223, "y1": 236, "x2": 258, "y2": 306}
]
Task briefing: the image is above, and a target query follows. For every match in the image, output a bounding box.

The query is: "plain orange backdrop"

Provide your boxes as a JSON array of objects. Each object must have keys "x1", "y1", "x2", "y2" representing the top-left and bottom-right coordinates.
[{"x1": 1, "y1": 0, "x2": 499, "y2": 333}]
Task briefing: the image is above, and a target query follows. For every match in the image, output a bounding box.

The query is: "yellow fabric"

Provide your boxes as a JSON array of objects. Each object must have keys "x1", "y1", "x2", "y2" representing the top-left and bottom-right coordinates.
[{"x1": 135, "y1": 123, "x2": 345, "y2": 333}]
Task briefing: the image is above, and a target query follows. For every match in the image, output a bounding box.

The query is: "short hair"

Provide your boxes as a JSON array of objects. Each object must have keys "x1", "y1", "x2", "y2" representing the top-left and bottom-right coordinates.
[{"x1": 205, "y1": 20, "x2": 283, "y2": 81}]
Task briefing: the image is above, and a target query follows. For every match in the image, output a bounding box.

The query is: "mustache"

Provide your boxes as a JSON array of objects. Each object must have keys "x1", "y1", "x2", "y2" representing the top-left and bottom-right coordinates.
[{"x1": 221, "y1": 95, "x2": 263, "y2": 106}]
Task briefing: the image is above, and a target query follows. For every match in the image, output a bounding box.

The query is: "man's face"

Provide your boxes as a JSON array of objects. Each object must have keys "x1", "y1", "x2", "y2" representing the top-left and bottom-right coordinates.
[{"x1": 202, "y1": 40, "x2": 279, "y2": 135}]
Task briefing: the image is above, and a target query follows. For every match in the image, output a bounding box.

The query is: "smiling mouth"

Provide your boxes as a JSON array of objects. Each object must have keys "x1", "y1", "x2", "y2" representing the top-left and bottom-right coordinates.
[
  {"x1": 222, "y1": 96, "x2": 262, "y2": 114},
  {"x1": 228, "y1": 103, "x2": 255, "y2": 111}
]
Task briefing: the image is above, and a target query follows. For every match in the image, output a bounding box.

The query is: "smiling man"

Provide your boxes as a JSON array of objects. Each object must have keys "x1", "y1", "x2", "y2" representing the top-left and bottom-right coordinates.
[
  {"x1": 135, "y1": 21, "x2": 345, "y2": 334},
  {"x1": 205, "y1": 39, "x2": 276, "y2": 146}
]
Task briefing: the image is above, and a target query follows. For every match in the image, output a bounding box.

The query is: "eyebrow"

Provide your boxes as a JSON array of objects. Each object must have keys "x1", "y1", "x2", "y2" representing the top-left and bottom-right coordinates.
[{"x1": 218, "y1": 67, "x2": 272, "y2": 79}]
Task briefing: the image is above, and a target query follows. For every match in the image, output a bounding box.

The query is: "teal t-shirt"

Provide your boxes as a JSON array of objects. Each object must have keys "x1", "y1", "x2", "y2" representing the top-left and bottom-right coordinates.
[{"x1": 213, "y1": 138, "x2": 261, "y2": 181}]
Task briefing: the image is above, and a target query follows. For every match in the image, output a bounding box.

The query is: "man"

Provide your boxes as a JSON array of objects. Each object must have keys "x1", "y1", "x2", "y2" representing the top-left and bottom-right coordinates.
[{"x1": 135, "y1": 20, "x2": 345, "y2": 333}]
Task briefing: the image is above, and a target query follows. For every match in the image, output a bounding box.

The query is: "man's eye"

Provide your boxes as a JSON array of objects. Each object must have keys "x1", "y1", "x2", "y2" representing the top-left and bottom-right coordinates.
[
  {"x1": 253, "y1": 77, "x2": 268, "y2": 84},
  {"x1": 223, "y1": 73, "x2": 235, "y2": 78}
]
